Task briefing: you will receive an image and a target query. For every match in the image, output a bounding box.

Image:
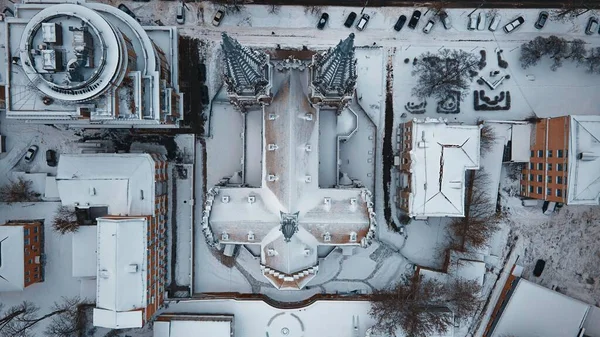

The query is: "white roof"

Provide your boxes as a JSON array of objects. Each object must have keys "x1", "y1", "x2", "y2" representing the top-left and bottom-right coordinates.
[
  {"x1": 93, "y1": 308, "x2": 143, "y2": 329},
  {"x1": 583, "y1": 306, "x2": 600, "y2": 337},
  {"x1": 72, "y1": 225, "x2": 98, "y2": 278},
  {"x1": 456, "y1": 259, "x2": 485, "y2": 288},
  {"x1": 0, "y1": 225, "x2": 25, "y2": 292},
  {"x1": 95, "y1": 217, "x2": 147, "y2": 321},
  {"x1": 491, "y1": 279, "x2": 590, "y2": 337},
  {"x1": 511, "y1": 124, "x2": 532, "y2": 162},
  {"x1": 56, "y1": 154, "x2": 155, "y2": 215},
  {"x1": 153, "y1": 320, "x2": 231, "y2": 337},
  {"x1": 408, "y1": 118, "x2": 481, "y2": 217},
  {"x1": 567, "y1": 115, "x2": 600, "y2": 205}
]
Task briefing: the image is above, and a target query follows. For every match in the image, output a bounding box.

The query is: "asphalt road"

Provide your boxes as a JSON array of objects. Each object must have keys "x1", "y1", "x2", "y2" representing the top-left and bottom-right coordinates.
[{"x1": 213, "y1": 0, "x2": 600, "y2": 9}]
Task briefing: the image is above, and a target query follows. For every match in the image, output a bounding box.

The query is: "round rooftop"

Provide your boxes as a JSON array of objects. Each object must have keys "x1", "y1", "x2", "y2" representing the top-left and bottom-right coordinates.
[{"x1": 19, "y1": 4, "x2": 126, "y2": 103}]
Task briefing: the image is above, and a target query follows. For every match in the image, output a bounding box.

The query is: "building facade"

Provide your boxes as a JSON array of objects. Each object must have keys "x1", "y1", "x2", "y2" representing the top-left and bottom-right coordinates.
[
  {"x1": 56, "y1": 153, "x2": 168, "y2": 328},
  {"x1": 396, "y1": 118, "x2": 481, "y2": 218},
  {"x1": 0, "y1": 221, "x2": 44, "y2": 292},
  {"x1": 2, "y1": 0, "x2": 183, "y2": 127},
  {"x1": 520, "y1": 115, "x2": 600, "y2": 205}
]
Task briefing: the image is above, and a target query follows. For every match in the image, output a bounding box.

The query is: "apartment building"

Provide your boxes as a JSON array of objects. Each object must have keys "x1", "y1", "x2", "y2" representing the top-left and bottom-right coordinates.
[{"x1": 0, "y1": 221, "x2": 44, "y2": 291}]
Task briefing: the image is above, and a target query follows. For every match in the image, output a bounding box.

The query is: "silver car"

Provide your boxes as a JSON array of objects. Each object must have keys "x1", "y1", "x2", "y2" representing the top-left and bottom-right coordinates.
[
  {"x1": 422, "y1": 19, "x2": 435, "y2": 34},
  {"x1": 24, "y1": 145, "x2": 38, "y2": 163}
]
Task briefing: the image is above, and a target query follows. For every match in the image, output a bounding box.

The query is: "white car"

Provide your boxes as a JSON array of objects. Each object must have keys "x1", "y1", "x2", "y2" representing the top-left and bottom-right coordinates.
[
  {"x1": 468, "y1": 14, "x2": 477, "y2": 30},
  {"x1": 176, "y1": 4, "x2": 185, "y2": 24},
  {"x1": 489, "y1": 14, "x2": 501, "y2": 31},
  {"x1": 422, "y1": 19, "x2": 435, "y2": 33},
  {"x1": 503, "y1": 16, "x2": 525, "y2": 33},
  {"x1": 356, "y1": 13, "x2": 370, "y2": 31},
  {"x1": 24, "y1": 145, "x2": 38, "y2": 163},
  {"x1": 477, "y1": 12, "x2": 487, "y2": 31},
  {"x1": 212, "y1": 9, "x2": 224, "y2": 26}
]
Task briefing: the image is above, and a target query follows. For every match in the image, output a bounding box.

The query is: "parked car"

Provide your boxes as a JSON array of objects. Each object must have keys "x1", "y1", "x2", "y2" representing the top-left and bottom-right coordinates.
[
  {"x1": 535, "y1": 11, "x2": 549, "y2": 29},
  {"x1": 24, "y1": 145, "x2": 38, "y2": 163},
  {"x1": 212, "y1": 9, "x2": 224, "y2": 26},
  {"x1": 117, "y1": 4, "x2": 136, "y2": 19},
  {"x1": 393, "y1": 15, "x2": 407, "y2": 31},
  {"x1": 468, "y1": 14, "x2": 477, "y2": 30},
  {"x1": 439, "y1": 11, "x2": 451, "y2": 29},
  {"x1": 533, "y1": 259, "x2": 546, "y2": 277},
  {"x1": 344, "y1": 11, "x2": 357, "y2": 28},
  {"x1": 176, "y1": 3, "x2": 185, "y2": 24},
  {"x1": 543, "y1": 200, "x2": 557, "y2": 215},
  {"x1": 503, "y1": 16, "x2": 525, "y2": 33},
  {"x1": 477, "y1": 12, "x2": 487, "y2": 31},
  {"x1": 317, "y1": 12, "x2": 329, "y2": 29},
  {"x1": 46, "y1": 150, "x2": 57, "y2": 167},
  {"x1": 356, "y1": 13, "x2": 370, "y2": 31},
  {"x1": 489, "y1": 14, "x2": 501, "y2": 31},
  {"x1": 422, "y1": 19, "x2": 435, "y2": 33},
  {"x1": 408, "y1": 10, "x2": 421, "y2": 29},
  {"x1": 586, "y1": 17, "x2": 598, "y2": 35}
]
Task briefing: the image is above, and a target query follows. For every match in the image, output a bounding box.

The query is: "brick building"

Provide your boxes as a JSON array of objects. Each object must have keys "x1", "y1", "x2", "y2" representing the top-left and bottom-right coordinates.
[
  {"x1": 520, "y1": 116, "x2": 600, "y2": 205},
  {"x1": 0, "y1": 221, "x2": 44, "y2": 291},
  {"x1": 56, "y1": 153, "x2": 168, "y2": 328},
  {"x1": 396, "y1": 118, "x2": 481, "y2": 218}
]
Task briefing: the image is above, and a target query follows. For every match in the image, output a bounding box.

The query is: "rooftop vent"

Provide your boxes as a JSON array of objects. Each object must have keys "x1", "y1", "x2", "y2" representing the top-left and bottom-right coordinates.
[
  {"x1": 248, "y1": 231, "x2": 255, "y2": 241},
  {"x1": 248, "y1": 196, "x2": 256, "y2": 204},
  {"x1": 305, "y1": 175, "x2": 312, "y2": 183},
  {"x1": 269, "y1": 114, "x2": 278, "y2": 120},
  {"x1": 578, "y1": 152, "x2": 599, "y2": 161},
  {"x1": 305, "y1": 144, "x2": 312, "y2": 152},
  {"x1": 127, "y1": 264, "x2": 138, "y2": 273},
  {"x1": 268, "y1": 144, "x2": 278, "y2": 151},
  {"x1": 222, "y1": 196, "x2": 230, "y2": 203},
  {"x1": 268, "y1": 174, "x2": 278, "y2": 182},
  {"x1": 221, "y1": 232, "x2": 229, "y2": 241},
  {"x1": 305, "y1": 113, "x2": 313, "y2": 121},
  {"x1": 417, "y1": 141, "x2": 429, "y2": 148},
  {"x1": 323, "y1": 232, "x2": 331, "y2": 242},
  {"x1": 350, "y1": 198, "x2": 357, "y2": 205},
  {"x1": 99, "y1": 269, "x2": 110, "y2": 279},
  {"x1": 267, "y1": 248, "x2": 278, "y2": 256},
  {"x1": 88, "y1": 187, "x2": 95, "y2": 196},
  {"x1": 324, "y1": 197, "x2": 331, "y2": 205},
  {"x1": 303, "y1": 248, "x2": 312, "y2": 256},
  {"x1": 350, "y1": 232, "x2": 357, "y2": 242},
  {"x1": 449, "y1": 180, "x2": 462, "y2": 189}
]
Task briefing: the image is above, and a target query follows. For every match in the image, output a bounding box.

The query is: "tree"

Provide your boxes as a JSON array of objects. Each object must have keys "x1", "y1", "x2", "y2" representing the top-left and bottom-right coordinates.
[
  {"x1": 443, "y1": 278, "x2": 481, "y2": 319},
  {"x1": 584, "y1": 47, "x2": 600, "y2": 74},
  {"x1": 544, "y1": 35, "x2": 568, "y2": 71},
  {"x1": 44, "y1": 297, "x2": 90, "y2": 337},
  {"x1": 449, "y1": 171, "x2": 500, "y2": 250},
  {"x1": 520, "y1": 36, "x2": 547, "y2": 69},
  {"x1": 52, "y1": 206, "x2": 79, "y2": 234},
  {"x1": 412, "y1": 49, "x2": 479, "y2": 101},
  {"x1": 480, "y1": 124, "x2": 496, "y2": 152},
  {"x1": 369, "y1": 275, "x2": 452, "y2": 337},
  {"x1": 567, "y1": 39, "x2": 587, "y2": 64},
  {"x1": 0, "y1": 298, "x2": 88, "y2": 337},
  {"x1": 0, "y1": 178, "x2": 41, "y2": 204}
]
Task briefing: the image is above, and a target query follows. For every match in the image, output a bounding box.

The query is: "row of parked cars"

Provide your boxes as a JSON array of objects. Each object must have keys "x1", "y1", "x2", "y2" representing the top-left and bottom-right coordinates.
[{"x1": 23, "y1": 145, "x2": 57, "y2": 167}]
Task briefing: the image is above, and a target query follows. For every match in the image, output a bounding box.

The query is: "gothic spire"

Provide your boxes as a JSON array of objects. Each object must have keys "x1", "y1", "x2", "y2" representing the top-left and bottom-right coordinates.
[
  {"x1": 311, "y1": 33, "x2": 357, "y2": 97},
  {"x1": 221, "y1": 33, "x2": 269, "y2": 96}
]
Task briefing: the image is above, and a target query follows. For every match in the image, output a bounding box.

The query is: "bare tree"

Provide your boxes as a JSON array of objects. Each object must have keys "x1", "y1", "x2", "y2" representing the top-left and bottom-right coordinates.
[
  {"x1": 52, "y1": 206, "x2": 79, "y2": 234},
  {"x1": 0, "y1": 298, "x2": 88, "y2": 337},
  {"x1": 480, "y1": 124, "x2": 496, "y2": 152},
  {"x1": 449, "y1": 171, "x2": 500, "y2": 250},
  {"x1": 44, "y1": 297, "x2": 91, "y2": 337},
  {"x1": 567, "y1": 39, "x2": 587, "y2": 64},
  {"x1": 443, "y1": 278, "x2": 482, "y2": 320},
  {"x1": 304, "y1": 6, "x2": 323, "y2": 15},
  {"x1": 520, "y1": 36, "x2": 547, "y2": 69},
  {"x1": 0, "y1": 178, "x2": 41, "y2": 204},
  {"x1": 584, "y1": 47, "x2": 600, "y2": 74},
  {"x1": 267, "y1": 5, "x2": 281, "y2": 14},
  {"x1": 369, "y1": 275, "x2": 452, "y2": 337},
  {"x1": 412, "y1": 49, "x2": 479, "y2": 102},
  {"x1": 545, "y1": 35, "x2": 568, "y2": 71}
]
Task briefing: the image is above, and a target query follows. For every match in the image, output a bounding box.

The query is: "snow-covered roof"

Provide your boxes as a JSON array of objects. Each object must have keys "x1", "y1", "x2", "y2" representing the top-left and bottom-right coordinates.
[
  {"x1": 94, "y1": 217, "x2": 147, "y2": 328},
  {"x1": 205, "y1": 68, "x2": 375, "y2": 288},
  {"x1": 0, "y1": 225, "x2": 25, "y2": 292},
  {"x1": 93, "y1": 308, "x2": 143, "y2": 329},
  {"x1": 408, "y1": 118, "x2": 481, "y2": 217},
  {"x1": 583, "y1": 306, "x2": 600, "y2": 337},
  {"x1": 72, "y1": 225, "x2": 97, "y2": 278},
  {"x1": 510, "y1": 124, "x2": 532, "y2": 162},
  {"x1": 56, "y1": 154, "x2": 155, "y2": 215},
  {"x1": 490, "y1": 279, "x2": 590, "y2": 337},
  {"x1": 456, "y1": 259, "x2": 485, "y2": 288},
  {"x1": 153, "y1": 320, "x2": 232, "y2": 337},
  {"x1": 567, "y1": 115, "x2": 600, "y2": 205}
]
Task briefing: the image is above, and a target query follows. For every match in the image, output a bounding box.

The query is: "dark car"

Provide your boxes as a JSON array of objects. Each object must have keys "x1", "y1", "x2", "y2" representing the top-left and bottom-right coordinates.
[
  {"x1": 46, "y1": 150, "x2": 57, "y2": 167},
  {"x1": 586, "y1": 16, "x2": 598, "y2": 35},
  {"x1": 535, "y1": 11, "x2": 549, "y2": 29},
  {"x1": 344, "y1": 12, "x2": 357, "y2": 28},
  {"x1": 503, "y1": 16, "x2": 525, "y2": 33},
  {"x1": 394, "y1": 15, "x2": 407, "y2": 31},
  {"x1": 533, "y1": 259, "x2": 546, "y2": 277},
  {"x1": 317, "y1": 12, "x2": 329, "y2": 29},
  {"x1": 118, "y1": 4, "x2": 136, "y2": 19},
  {"x1": 408, "y1": 10, "x2": 421, "y2": 29},
  {"x1": 439, "y1": 11, "x2": 451, "y2": 29}
]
